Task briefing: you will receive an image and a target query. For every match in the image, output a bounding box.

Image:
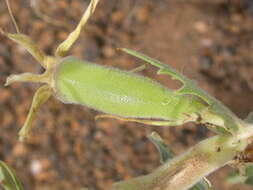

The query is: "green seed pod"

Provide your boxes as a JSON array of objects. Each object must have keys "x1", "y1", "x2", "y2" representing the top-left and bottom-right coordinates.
[{"x1": 53, "y1": 56, "x2": 206, "y2": 122}]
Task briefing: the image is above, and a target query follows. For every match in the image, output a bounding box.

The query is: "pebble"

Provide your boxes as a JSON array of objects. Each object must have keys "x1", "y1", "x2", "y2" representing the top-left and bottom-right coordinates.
[
  {"x1": 30, "y1": 160, "x2": 43, "y2": 175},
  {"x1": 135, "y1": 7, "x2": 150, "y2": 23},
  {"x1": 194, "y1": 21, "x2": 208, "y2": 34},
  {"x1": 111, "y1": 11, "x2": 124, "y2": 24},
  {"x1": 102, "y1": 46, "x2": 116, "y2": 58}
]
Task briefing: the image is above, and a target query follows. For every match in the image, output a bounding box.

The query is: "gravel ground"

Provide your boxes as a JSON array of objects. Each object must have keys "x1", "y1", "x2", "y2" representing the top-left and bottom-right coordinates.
[{"x1": 0, "y1": 0, "x2": 253, "y2": 190}]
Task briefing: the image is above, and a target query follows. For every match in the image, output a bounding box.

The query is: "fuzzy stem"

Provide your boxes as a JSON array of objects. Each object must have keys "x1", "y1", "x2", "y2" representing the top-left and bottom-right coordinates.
[{"x1": 111, "y1": 125, "x2": 253, "y2": 190}]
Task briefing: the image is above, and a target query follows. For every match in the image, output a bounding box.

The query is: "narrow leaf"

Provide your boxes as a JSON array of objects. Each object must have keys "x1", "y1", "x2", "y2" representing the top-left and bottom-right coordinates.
[
  {"x1": 147, "y1": 132, "x2": 174, "y2": 163},
  {"x1": 227, "y1": 164, "x2": 253, "y2": 186},
  {"x1": 19, "y1": 85, "x2": 52, "y2": 141},
  {"x1": 0, "y1": 161, "x2": 25, "y2": 190},
  {"x1": 55, "y1": 0, "x2": 100, "y2": 57},
  {"x1": 3, "y1": 33, "x2": 47, "y2": 67},
  {"x1": 245, "y1": 112, "x2": 253, "y2": 123},
  {"x1": 190, "y1": 178, "x2": 215, "y2": 190},
  {"x1": 245, "y1": 176, "x2": 253, "y2": 185}
]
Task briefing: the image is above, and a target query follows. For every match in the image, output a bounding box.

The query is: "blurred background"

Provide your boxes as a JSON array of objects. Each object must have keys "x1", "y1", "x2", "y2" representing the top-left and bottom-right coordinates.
[{"x1": 0, "y1": 0, "x2": 253, "y2": 189}]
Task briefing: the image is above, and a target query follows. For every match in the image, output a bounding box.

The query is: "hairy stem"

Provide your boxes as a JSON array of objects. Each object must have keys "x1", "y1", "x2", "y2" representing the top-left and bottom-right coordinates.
[{"x1": 111, "y1": 125, "x2": 253, "y2": 190}]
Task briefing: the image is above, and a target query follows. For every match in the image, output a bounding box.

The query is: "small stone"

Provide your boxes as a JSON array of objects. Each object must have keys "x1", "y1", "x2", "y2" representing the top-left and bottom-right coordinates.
[
  {"x1": 0, "y1": 89, "x2": 11, "y2": 103},
  {"x1": 2, "y1": 111, "x2": 13, "y2": 126},
  {"x1": 102, "y1": 46, "x2": 116, "y2": 58},
  {"x1": 111, "y1": 11, "x2": 124, "y2": 24},
  {"x1": 199, "y1": 55, "x2": 213, "y2": 70},
  {"x1": 135, "y1": 7, "x2": 150, "y2": 23},
  {"x1": 194, "y1": 21, "x2": 208, "y2": 33},
  {"x1": 57, "y1": 31, "x2": 69, "y2": 41},
  {"x1": 200, "y1": 38, "x2": 213, "y2": 48},
  {"x1": 30, "y1": 160, "x2": 42, "y2": 176}
]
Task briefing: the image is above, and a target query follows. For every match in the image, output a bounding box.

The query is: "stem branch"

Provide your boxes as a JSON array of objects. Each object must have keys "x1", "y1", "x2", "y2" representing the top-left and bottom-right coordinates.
[{"x1": 111, "y1": 125, "x2": 253, "y2": 190}]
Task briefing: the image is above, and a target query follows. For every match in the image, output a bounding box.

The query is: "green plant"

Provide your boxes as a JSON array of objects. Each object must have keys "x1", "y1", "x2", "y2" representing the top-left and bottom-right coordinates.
[
  {"x1": 1, "y1": 0, "x2": 253, "y2": 190},
  {"x1": 0, "y1": 161, "x2": 24, "y2": 190}
]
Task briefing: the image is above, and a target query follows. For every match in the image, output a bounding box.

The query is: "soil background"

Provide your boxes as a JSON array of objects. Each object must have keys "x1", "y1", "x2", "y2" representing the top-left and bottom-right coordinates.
[{"x1": 0, "y1": 0, "x2": 253, "y2": 190}]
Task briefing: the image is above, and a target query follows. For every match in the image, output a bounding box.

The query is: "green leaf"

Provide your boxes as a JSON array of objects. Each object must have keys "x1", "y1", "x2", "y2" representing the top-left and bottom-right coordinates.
[
  {"x1": 189, "y1": 178, "x2": 214, "y2": 190},
  {"x1": 147, "y1": 132, "x2": 174, "y2": 163},
  {"x1": 121, "y1": 48, "x2": 239, "y2": 135},
  {"x1": 226, "y1": 170, "x2": 247, "y2": 184},
  {"x1": 120, "y1": 48, "x2": 211, "y2": 104},
  {"x1": 245, "y1": 112, "x2": 253, "y2": 123},
  {"x1": 0, "y1": 161, "x2": 25, "y2": 190},
  {"x1": 245, "y1": 176, "x2": 253, "y2": 185},
  {"x1": 245, "y1": 165, "x2": 253, "y2": 176},
  {"x1": 227, "y1": 164, "x2": 253, "y2": 186}
]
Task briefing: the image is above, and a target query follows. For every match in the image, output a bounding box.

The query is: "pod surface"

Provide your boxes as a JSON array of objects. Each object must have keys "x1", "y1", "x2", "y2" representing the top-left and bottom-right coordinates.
[{"x1": 54, "y1": 57, "x2": 205, "y2": 120}]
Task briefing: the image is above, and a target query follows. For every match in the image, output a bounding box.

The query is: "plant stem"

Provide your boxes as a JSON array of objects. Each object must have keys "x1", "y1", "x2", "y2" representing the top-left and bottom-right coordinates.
[{"x1": 111, "y1": 125, "x2": 253, "y2": 190}]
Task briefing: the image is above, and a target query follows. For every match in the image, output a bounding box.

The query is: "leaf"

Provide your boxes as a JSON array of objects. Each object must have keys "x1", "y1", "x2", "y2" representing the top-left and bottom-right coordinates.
[
  {"x1": 55, "y1": 0, "x2": 100, "y2": 57},
  {"x1": 245, "y1": 165, "x2": 253, "y2": 176},
  {"x1": 121, "y1": 48, "x2": 239, "y2": 134},
  {"x1": 227, "y1": 164, "x2": 253, "y2": 186},
  {"x1": 226, "y1": 170, "x2": 247, "y2": 184},
  {"x1": 0, "y1": 161, "x2": 25, "y2": 190},
  {"x1": 147, "y1": 132, "x2": 174, "y2": 163},
  {"x1": 245, "y1": 165, "x2": 253, "y2": 186},
  {"x1": 245, "y1": 176, "x2": 253, "y2": 185},
  {"x1": 3, "y1": 32, "x2": 47, "y2": 67},
  {"x1": 18, "y1": 85, "x2": 52, "y2": 141},
  {"x1": 120, "y1": 48, "x2": 211, "y2": 104},
  {"x1": 245, "y1": 112, "x2": 253, "y2": 123},
  {"x1": 189, "y1": 178, "x2": 215, "y2": 190}
]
